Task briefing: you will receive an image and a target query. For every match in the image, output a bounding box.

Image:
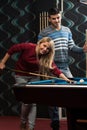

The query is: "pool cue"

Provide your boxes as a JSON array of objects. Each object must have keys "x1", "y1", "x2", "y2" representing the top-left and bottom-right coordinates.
[
  {"x1": 5, "y1": 67, "x2": 63, "y2": 80},
  {"x1": 86, "y1": 29, "x2": 87, "y2": 77},
  {"x1": 40, "y1": 13, "x2": 41, "y2": 32}
]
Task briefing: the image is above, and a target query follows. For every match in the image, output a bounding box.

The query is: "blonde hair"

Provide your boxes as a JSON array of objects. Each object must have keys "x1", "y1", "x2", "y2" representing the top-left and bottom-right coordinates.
[{"x1": 36, "y1": 37, "x2": 55, "y2": 79}]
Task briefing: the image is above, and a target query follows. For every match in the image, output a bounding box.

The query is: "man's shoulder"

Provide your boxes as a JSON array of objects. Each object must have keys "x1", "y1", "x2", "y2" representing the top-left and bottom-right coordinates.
[{"x1": 62, "y1": 25, "x2": 71, "y2": 32}]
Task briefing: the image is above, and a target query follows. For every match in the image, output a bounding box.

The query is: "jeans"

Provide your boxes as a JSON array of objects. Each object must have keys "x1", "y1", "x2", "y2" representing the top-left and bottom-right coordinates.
[
  {"x1": 14, "y1": 75, "x2": 39, "y2": 129},
  {"x1": 21, "y1": 103, "x2": 36, "y2": 129},
  {"x1": 48, "y1": 106, "x2": 59, "y2": 121},
  {"x1": 58, "y1": 66, "x2": 73, "y2": 78},
  {"x1": 55, "y1": 62, "x2": 73, "y2": 78}
]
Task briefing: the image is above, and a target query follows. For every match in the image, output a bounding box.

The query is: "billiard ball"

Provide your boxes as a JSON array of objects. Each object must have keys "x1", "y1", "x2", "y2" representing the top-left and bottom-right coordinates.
[{"x1": 79, "y1": 79, "x2": 84, "y2": 83}]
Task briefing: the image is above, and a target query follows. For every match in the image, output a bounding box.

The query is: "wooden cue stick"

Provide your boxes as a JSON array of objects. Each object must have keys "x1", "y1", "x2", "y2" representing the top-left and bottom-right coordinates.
[
  {"x1": 42, "y1": 12, "x2": 44, "y2": 29},
  {"x1": 47, "y1": 12, "x2": 49, "y2": 26},
  {"x1": 44, "y1": 11, "x2": 46, "y2": 28},
  {"x1": 29, "y1": 72, "x2": 59, "y2": 79},
  {"x1": 40, "y1": 13, "x2": 42, "y2": 32},
  {"x1": 86, "y1": 29, "x2": 87, "y2": 77},
  {"x1": 6, "y1": 67, "x2": 62, "y2": 80}
]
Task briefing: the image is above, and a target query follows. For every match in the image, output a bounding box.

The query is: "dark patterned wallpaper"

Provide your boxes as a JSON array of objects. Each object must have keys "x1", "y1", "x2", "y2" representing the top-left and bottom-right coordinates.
[
  {"x1": 62, "y1": 0, "x2": 87, "y2": 77},
  {"x1": 0, "y1": 0, "x2": 87, "y2": 116},
  {"x1": 0, "y1": 0, "x2": 38, "y2": 116}
]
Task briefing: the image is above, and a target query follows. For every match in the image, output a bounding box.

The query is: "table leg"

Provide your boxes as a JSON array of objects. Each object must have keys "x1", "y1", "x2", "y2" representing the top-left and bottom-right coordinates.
[{"x1": 66, "y1": 108, "x2": 77, "y2": 130}]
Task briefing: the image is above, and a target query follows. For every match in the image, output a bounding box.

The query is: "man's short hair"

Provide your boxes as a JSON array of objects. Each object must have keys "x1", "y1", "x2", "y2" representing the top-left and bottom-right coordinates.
[{"x1": 48, "y1": 8, "x2": 60, "y2": 17}]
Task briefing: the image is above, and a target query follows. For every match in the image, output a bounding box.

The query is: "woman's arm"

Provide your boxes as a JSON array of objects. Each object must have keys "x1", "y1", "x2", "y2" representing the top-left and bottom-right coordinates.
[
  {"x1": 59, "y1": 73, "x2": 72, "y2": 83},
  {"x1": 52, "y1": 63, "x2": 73, "y2": 83},
  {"x1": 0, "y1": 53, "x2": 10, "y2": 69}
]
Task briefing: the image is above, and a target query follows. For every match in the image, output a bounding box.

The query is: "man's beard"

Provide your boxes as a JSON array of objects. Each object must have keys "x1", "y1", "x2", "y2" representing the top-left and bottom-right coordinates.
[{"x1": 52, "y1": 22, "x2": 60, "y2": 29}]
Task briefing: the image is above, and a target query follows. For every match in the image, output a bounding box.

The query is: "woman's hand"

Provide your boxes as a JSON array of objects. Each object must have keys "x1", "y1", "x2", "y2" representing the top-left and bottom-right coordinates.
[
  {"x1": 0, "y1": 61, "x2": 6, "y2": 70},
  {"x1": 0, "y1": 53, "x2": 10, "y2": 70},
  {"x1": 0, "y1": 61, "x2": 6, "y2": 75},
  {"x1": 66, "y1": 79, "x2": 76, "y2": 84}
]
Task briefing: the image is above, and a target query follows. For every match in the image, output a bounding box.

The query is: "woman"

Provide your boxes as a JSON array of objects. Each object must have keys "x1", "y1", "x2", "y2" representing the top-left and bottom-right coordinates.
[{"x1": 0, "y1": 37, "x2": 71, "y2": 130}]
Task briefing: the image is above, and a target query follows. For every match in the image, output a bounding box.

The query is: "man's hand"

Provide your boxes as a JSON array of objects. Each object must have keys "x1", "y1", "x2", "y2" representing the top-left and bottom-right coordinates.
[{"x1": 83, "y1": 43, "x2": 87, "y2": 52}]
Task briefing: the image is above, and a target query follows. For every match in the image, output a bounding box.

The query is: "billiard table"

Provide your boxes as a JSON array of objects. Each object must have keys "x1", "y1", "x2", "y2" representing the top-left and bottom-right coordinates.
[{"x1": 13, "y1": 77, "x2": 87, "y2": 130}]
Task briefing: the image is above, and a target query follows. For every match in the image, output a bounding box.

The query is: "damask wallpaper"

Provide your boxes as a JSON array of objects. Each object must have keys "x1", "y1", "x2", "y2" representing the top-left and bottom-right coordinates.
[{"x1": 62, "y1": 0, "x2": 87, "y2": 77}]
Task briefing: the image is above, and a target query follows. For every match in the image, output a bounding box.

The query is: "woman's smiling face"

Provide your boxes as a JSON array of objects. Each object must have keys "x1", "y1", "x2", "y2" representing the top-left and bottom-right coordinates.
[{"x1": 39, "y1": 42, "x2": 51, "y2": 55}]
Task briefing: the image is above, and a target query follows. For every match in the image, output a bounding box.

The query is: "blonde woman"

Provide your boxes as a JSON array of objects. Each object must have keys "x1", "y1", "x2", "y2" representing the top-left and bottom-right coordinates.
[{"x1": 0, "y1": 37, "x2": 71, "y2": 130}]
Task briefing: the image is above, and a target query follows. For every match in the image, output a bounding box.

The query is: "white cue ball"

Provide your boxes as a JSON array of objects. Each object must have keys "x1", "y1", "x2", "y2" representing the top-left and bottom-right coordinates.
[{"x1": 79, "y1": 79, "x2": 84, "y2": 83}]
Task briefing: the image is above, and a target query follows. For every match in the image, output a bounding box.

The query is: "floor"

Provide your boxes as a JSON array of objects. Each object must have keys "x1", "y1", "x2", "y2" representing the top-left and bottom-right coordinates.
[{"x1": 0, "y1": 116, "x2": 68, "y2": 130}]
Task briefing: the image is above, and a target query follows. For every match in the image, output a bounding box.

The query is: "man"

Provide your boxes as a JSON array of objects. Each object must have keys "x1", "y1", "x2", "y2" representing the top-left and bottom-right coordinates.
[{"x1": 38, "y1": 7, "x2": 87, "y2": 130}]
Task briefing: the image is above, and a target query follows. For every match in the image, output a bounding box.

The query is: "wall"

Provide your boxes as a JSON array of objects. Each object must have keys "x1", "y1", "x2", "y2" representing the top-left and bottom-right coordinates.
[{"x1": 62, "y1": 0, "x2": 87, "y2": 77}]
